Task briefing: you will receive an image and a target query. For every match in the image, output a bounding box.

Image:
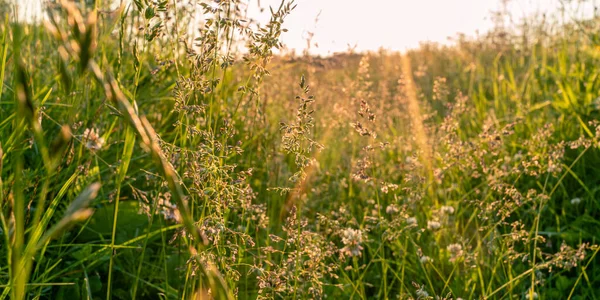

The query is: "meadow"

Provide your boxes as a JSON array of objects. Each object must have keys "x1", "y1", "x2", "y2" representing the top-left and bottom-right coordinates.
[{"x1": 0, "y1": 0, "x2": 599, "y2": 299}]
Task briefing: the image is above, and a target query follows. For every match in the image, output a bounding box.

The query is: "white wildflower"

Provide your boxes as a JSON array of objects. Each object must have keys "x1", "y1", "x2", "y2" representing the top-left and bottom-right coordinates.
[
  {"x1": 340, "y1": 228, "x2": 364, "y2": 257},
  {"x1": 416, "y1": 287, "x2": 429, "y2": 298},
  {"x1": 570, "y1": 197, "x2": 581, "y2": 205},
  {"x1": 82, "y1": 128, "x2": 105, "y2": 151},
  {"x1": 447, "y1": 243, "x2": 463, "y2": 262},
  {"x1": 406, "y1": 217, "x2": 417, "y2": 225},
  {"x1": 386, "y1": 204, "x2": 399, "y2": 215},
  {"x1": 440, "y1": 205, "x2": 455, "y2": 215},
  {"x1": 427, "y1": 220, "x2": 441, "y2": 230},
  {"x1": 381, "y1": 185, "x2": 389, "y2": 194}
]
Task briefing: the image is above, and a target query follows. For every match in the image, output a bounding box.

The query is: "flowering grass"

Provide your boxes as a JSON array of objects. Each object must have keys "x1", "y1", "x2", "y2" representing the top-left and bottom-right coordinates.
[{"x1": 0, "y1": 0, "x2": 599, "y2": 299}]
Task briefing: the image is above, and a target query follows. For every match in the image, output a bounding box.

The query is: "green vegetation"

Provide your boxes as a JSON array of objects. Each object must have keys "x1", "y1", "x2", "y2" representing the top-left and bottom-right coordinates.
[{"x1": 0, "y1": 0, "x2": 599, "y2": 299}]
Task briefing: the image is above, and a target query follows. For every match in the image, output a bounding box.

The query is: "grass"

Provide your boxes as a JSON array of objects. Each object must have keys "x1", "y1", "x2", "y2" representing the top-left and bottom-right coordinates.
[{"x1": 0, "y1": 0, "x2": 599, "y2": 299}]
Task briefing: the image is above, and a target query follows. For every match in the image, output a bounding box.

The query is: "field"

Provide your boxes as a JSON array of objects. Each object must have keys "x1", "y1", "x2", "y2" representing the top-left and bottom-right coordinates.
[{"x1": 1, "y1": 0, "x2": 600, "y2": 299}]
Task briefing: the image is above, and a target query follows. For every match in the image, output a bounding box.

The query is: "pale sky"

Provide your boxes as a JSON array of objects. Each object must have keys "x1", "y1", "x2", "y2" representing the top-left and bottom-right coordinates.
[
  {"x1": 15, "y1": 0, "x2": 597, "y2": 55},
  {"x1": 249, "y1": 0, "x2": 594, "y2": 55}
]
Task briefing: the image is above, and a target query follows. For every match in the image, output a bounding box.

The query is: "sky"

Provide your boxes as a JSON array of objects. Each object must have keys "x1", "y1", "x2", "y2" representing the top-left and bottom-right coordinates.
[
  {"x1": 251, "y1": 0, "x2": 507, "y2": 55},
  {"x1": 14, "y1": 0, "x2": 597, "y2": 55},
  {"x1": 248, "y1": 0, "x2": 594, "y2": 55}
]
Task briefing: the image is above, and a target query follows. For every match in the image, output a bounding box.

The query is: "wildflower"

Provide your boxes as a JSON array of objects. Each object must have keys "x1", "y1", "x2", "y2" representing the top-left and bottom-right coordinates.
[
  {"x1": 447, "y1": 243, "x2": 463, "y2": 262},
  {"x1": 381, "y1": 185, "x2": 389, "y2": 194},
  {"x1": 406, "y1": 217, "x2": 417, "y2": 225},
  {"x1": 416, "y1": 287, "x2": 429, "y2": 298},
  {"x1": 385, "y1": 204, "x2": 399, "y2": 214},
  {"x1": 82, "y1": 128, "x2": 105, "y2": 151},
  {"x1": 570, "y1": 197, "x2": 581, "y2": 205},
  {"x1": 340, "y1": 228, "x2": 364, "y2": 257},
  {"x1": 427, "y1": 220, "x2": 441, "y2": 230},
  {"x1": 419, "y1": 255, "x2": 432, "y2": 263},
  {"x1": 440, "y1": 205, "x2": 455, "y2": 215}
]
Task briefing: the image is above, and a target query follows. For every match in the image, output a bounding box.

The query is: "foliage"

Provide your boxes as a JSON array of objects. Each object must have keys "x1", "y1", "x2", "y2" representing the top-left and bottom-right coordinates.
[{"x1": 0, "y1": 0, "x2": 599, "y2": 299}]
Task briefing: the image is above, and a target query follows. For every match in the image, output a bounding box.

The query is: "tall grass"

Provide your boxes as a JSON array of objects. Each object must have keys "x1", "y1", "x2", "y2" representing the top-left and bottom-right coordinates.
[{"x1": 0, "y1": 0, "x2": 599, "y2": 299}]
